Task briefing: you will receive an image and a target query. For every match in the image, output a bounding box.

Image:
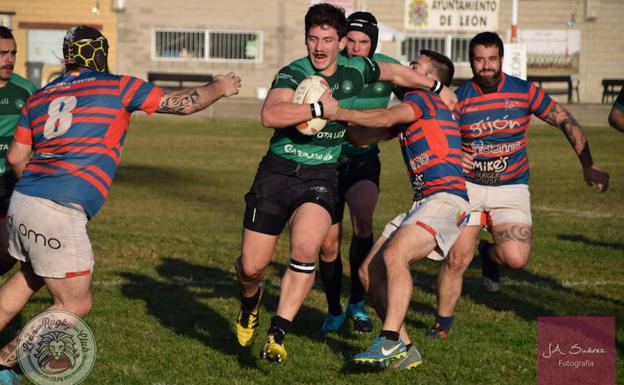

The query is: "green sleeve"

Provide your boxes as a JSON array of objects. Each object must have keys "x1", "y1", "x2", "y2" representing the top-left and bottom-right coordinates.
[{"x1": 10, "y1": 73, "x2": 37, "y2": 95}]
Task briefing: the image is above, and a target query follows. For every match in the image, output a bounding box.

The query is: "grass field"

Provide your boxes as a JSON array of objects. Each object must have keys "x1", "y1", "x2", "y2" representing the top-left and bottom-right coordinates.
[{"x1": 2, "y1": 117, "x2": 623, "y2": 385}]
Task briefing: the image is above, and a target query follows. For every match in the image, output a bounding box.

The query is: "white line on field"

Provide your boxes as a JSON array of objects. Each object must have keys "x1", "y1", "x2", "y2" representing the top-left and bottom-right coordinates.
[
  {"x1": 533, "y1": 205, "x2": 624, "y2": 219},
  {"x1": 92, "y1": 277, "x2": 624, "y2": 289}
]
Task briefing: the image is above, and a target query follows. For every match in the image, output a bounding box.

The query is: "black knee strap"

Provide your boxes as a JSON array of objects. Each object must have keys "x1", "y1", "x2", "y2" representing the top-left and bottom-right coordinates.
[{"x1": 289, "y1": 258, "x2": 315, "y2": 274}]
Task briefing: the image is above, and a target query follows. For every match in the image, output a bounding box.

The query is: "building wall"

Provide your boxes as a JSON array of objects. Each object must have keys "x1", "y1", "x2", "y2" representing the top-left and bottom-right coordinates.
[
  {"x1": 4, "y1": 0, "x2": 614, "y2": 103},
  {"x1": 116, "y1": 0, "x2": 313, "y2": 99},
  {"x1": 0, "y1": 0, "x2": 117, "y2": 87},
  {"x1": 361, "y1": 0, "x2": 623, "y2": 103}
]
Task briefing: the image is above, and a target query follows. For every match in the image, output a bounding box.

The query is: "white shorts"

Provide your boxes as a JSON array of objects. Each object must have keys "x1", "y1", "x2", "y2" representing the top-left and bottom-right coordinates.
[
  {"x1": 7, "y1": 191, "x2": 94, "y2": 279},
  {"x1": 381, "y1": 192, "x2": 470, "y2": 261},
  {"x1": 465, "y1": 182, "x2": 532, "y2": 227}
]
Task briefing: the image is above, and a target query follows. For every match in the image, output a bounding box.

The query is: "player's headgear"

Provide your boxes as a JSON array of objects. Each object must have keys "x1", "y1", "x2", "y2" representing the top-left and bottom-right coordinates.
[
  {"x1": 63, "y1": 25, "x2": 109, "y2": 72},
  {"x1": 346, "y1": 12, "x2": 379, "y2": 57}
]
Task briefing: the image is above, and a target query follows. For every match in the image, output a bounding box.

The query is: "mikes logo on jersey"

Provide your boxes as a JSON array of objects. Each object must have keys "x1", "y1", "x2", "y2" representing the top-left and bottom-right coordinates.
[{"x1": 473, "y1": 156, "x2": 509, "y2": 173}]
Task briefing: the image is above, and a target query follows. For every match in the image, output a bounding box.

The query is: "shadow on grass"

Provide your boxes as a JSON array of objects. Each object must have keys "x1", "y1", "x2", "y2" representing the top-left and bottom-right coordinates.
[
  {"x1": 556, "y1": 234, "x2": 624, "y2": 251},
  {"x1": 121, "y1": 257, "x2": 358, "y2": 369}
]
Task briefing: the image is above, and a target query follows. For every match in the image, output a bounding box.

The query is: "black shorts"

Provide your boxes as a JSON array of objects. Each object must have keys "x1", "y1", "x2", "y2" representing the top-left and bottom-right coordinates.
[
  {"x1": 0, "y1": 174, "x2": 16, "y2": 217},
  {"x1": 334, "y1": 150, "x2": 381, "y2": 223},
  {"x1": 243, "y1": 151, "x2": 339, "y2": 235}
]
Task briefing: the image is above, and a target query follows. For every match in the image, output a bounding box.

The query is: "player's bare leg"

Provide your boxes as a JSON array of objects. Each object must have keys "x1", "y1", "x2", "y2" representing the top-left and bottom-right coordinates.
[
  {"x1": 354, "y1": 224, "x2": 435, "y2": 366},
  {"x1": 237, "y1": 230, "x2": 278, "y2": 297},
  {"x1": 431, "y1": 225, "x2": 481, "y2": 338},
  {"x1": 0, "y1": 263, "x2": 43, "y2": 332},
  {"x1": 262, "y1": 203, "x2": 331, "y2": 362},
  {"x1": 490, "y1": 223, "x2": 532, "y2": 270},
  {"x1": 479, "y1": 222, "x2": 532, "y2": 292},
  {"x1": 382, "y1": 225, "x2": 436, "y2": 333},
  {"x1": 345, "y1": 180, "x2": 377, "y2": 239},
  {"x1": 235, "y1": 229, "x2": 278, "y2": 347},
  {"x1": 277, "y1": 203, "x2": 331, "y2": 321},
  {"x1": 0, "y1": 265, "x2": 90, "y2": 369},
  {"x1": 358, "y1": 235, "x2": 412, "y2": 345}
]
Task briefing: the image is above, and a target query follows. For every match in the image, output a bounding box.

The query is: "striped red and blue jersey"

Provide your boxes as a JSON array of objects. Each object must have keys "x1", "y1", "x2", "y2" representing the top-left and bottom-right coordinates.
[
  {"x1": 397, "y1": 90, "x2": 467, "y2": 202},
  {"x1": 14, "y1": 69, "x2": 162, "y2": 218},
  {"x1": 456, "y1": 73, "x2": 555, "y2": 185}
]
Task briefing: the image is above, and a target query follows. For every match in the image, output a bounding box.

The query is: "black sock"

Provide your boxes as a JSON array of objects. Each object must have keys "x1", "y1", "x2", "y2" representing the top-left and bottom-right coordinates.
[
  {"x1": 379, "y1": 330, "x2": 400, "y2": 341},
  {"x1": 406, "y1": 343, "x2": 413, "y2": 350},
  {"x1": 269, "y1": 315, "x2": 292, "y2": 343},
  {"x1": 435, "y1": 315, "x2": 453, "y2": 332},
  {"x1": 349, "y1": 235, "x2": 373, "y2": 304},
  {"x1": 240, "y1": 286, "x2": 261, "y2": 312},
  {"x1": 319, "y1": 254, "x2": 343, "y2": 316}
]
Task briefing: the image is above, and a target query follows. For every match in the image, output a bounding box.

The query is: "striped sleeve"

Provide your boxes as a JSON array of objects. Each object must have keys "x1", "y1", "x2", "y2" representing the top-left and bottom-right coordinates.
[
  {"x1": 401, "y1": 91, "x2": 425, "y2": 121},
  {"x1": 528, "y1": 82, "x2": 555, "y2": 119},
  {"x1": 120, "y1": 76, "x2": 163, "y2": 114},
  {"x1": 14, "y1": 106, "x2": 32, "y2": 145}
]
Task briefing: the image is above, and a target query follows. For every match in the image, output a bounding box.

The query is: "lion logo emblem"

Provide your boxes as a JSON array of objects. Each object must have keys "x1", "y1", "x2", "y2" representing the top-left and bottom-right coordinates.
[
  {"x1": 34, "y1": 331, "x2": 79, "y2": 374},
  {"x1": 17, "y1": 310, "x2": 96, "y2": 385}
]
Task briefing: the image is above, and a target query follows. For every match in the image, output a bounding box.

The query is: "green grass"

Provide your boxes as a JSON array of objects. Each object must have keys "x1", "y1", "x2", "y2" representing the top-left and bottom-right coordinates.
[{"x1": 2, "y1": 118, "x2": 623, "y2": 385}]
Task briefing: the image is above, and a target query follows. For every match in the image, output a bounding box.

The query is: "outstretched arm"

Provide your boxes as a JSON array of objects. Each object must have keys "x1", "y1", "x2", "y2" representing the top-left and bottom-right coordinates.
[
  {"x1": 347, "y1": 125, "x2": 397, "y2": 146},
  {"x1": 541, "y1": 102, "x2": 609, "y2": 192},
  {"x1": 377, "y1": 62, "x2": 457, "y2": 110},
  {"x1": 331, "y1": 103, "x2": 415, "y2": 128},
  {"x1": 156, "y1": 72, "x2": 241, "y2": 115}
]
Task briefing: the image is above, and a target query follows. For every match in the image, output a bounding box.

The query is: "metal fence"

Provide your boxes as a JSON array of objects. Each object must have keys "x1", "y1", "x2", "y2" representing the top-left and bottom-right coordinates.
[
  {"x1": 401, "y1": 35, "x2": 472, "y2": 64},
  {"x1": 153, "y1": 29, "x2": 262, "y2": 63}
]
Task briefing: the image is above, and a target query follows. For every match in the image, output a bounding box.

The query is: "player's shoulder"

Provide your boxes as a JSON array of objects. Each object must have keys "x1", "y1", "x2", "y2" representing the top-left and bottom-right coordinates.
[
  {"x1": 455, "y1": 80, "x2": 477, "y2": 101},
  {"x1": 502, "y1": 73, "x2": 531, "y2": 90},
  {"x1": 372, "y1": 52, "x2": 400, "y2": 64},
  {"x1": 282, "y1": 56, "x2": 315, "y2": 76},
  {"x1": 9, "y1": 73, "x2": 37, "y2": 95},
  {"x1": 339, "y1": 55, "x2": 375, "y2": 73},
  {"x1": 402, "y1": 89, "x2": 428, "y2": 103}
]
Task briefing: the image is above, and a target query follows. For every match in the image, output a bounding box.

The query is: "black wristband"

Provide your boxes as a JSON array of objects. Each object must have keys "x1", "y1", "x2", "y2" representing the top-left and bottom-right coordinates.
[
  {"x1": 430, "y1": 80, "x2": 443, "y2": 94},
  {"x1": 317, "y1": 101, "x2": 324, "y2": 118},
  {"x1": 310, "y1": 102, "x2": 323, "y2": 118}
]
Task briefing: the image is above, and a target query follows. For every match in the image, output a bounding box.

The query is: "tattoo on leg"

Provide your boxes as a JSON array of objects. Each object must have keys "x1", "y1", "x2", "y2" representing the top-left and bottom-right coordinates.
[
  {"x1": 0, "y1": 342, "x2": 17, "y2": 366},
  {"x1": 493, "y1": 225, "x2": 532, "y2": 245}
]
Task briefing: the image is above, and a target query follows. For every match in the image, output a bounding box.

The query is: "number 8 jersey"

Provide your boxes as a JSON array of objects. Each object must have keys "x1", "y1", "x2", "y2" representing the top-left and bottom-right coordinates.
[{"x1": 13, "y1": 69, "x2": 162, "y2": 218}]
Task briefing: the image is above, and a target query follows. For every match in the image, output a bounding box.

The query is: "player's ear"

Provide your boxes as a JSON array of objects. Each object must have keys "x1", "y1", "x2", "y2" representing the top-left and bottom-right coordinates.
[{"x1": 338, "y1": 36, "x2": 347, "y2": 50}]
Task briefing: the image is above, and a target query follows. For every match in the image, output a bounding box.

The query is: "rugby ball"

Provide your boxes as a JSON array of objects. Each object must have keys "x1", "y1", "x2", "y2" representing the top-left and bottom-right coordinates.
[{"x1": 292, "y1": 75, "x2": 330, "y2": 135}]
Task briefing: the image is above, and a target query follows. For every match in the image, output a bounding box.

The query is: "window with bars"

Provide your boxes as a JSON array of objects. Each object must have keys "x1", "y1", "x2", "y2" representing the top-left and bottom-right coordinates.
[
  {"x1": 401, "y1": 35, "x2": 472, "y2": 64},
  {"x1": 153, "y1": 29, "x2": 262, "y2": 62}
]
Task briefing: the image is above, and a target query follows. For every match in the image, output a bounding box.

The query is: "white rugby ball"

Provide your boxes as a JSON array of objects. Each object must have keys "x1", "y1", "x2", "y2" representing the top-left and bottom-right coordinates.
[{"x1": 292, "y1": 75, "x2": 330, "y2": 135}]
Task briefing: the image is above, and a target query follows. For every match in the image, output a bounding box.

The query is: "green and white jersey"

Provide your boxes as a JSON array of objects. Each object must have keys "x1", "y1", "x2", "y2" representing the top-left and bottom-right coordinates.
[
  {"x1": 0, "y1": 73, "x2": 36, "y2": 176},
  {"x1": 340, "y1": 52, "x2": 401, "y2": 157},
  {"x1": 268, "y1": 55, "x2": 380, "y2": 165}
]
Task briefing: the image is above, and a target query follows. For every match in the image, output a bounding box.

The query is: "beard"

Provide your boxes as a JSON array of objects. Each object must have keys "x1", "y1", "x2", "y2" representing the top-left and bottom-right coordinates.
[
  {"x1": 0, "y1": 66, "x2": 13, "y2": 81},
  {"x1": 474, "y1": 67, "x2": 502, "y2": 89}
]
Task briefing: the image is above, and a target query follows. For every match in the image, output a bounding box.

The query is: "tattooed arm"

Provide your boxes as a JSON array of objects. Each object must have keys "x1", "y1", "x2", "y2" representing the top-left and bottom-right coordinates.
[
  {"x1": 540, "y1": 102, "x2": 610, "y2": 192},
  {"x1": 156, "y1": 72, "x2": 241, "y2": 115},
  {"x1": 608, "y1": 106, "x2": 624, "y2": 133}
]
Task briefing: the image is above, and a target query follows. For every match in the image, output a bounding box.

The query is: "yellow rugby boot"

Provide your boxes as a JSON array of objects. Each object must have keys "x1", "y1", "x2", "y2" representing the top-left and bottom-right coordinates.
[{"x1": 236, "y1": 286, "x2": 263, "y2": 347}]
